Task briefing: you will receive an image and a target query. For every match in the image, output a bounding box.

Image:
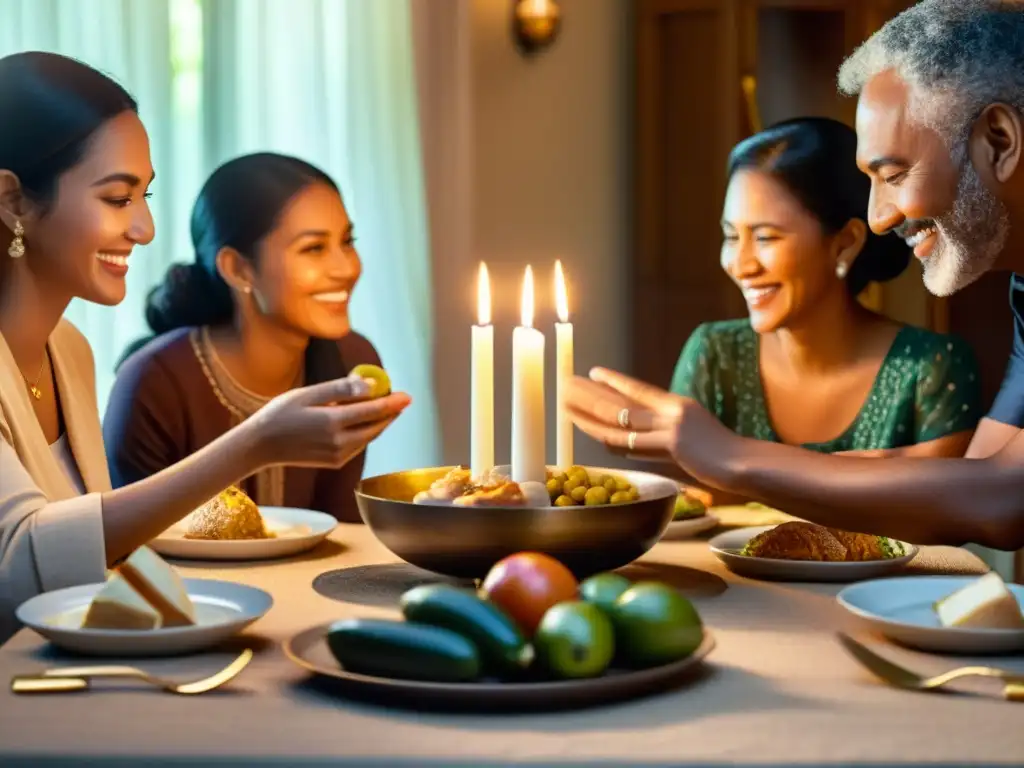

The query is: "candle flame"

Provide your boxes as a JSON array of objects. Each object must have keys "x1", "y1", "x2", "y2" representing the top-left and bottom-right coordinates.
[
  {"x1": 554, "y1": 260, "x2": 569, "y2": 323},
  {"x1": 521, "y1": 265, "x2": 534, "y2": 328},
  {"x1": 477, "y1": 262, "x2": 491, "y2": 325}
]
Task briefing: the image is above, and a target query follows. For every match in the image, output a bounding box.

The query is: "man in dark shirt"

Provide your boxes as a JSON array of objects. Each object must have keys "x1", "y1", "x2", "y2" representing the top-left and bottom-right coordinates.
[{"x1": 564, "y1": 0, "x2": 1024, "y2": 551}]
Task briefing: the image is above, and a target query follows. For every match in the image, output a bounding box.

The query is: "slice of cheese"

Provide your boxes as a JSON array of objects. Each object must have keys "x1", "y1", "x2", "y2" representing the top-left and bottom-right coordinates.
[
  {"x1": 934, "y1": 572, "x2": 1024, "y2": 629},
  {"x1": 81, "y1": 572, "x2": 162, "y2": 630},
  {"x1": 119, "y1": 546, "x2": 196, "y2": 627}
]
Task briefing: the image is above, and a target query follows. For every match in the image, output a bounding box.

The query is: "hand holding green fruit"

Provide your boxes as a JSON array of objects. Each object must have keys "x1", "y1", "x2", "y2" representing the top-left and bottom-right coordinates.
[{"x1": 350, "y1": 364, "x2": 391, "y2": 398}]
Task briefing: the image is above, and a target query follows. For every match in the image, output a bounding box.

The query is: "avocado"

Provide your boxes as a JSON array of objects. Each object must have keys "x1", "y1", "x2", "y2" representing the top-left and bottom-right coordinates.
[
  {"x1": 608, "y1": 581, "x2": 703, "y2": 668},
  {"x1": 534, "y1": 601, "x2": 615, "y2": 679}
]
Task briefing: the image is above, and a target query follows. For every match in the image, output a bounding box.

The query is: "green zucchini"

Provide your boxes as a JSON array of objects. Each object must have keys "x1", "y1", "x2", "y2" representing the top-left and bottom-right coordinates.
[
  {"x1": 400, "y1": 584, "x2": 534, "y2": 674},
  {"x1": 326, "y1": 618, "x2": 481, "y2": 682}
]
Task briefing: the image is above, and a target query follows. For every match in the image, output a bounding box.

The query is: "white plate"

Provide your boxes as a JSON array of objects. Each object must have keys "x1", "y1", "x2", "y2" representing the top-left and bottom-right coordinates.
[
  {"x1": 15, "y1": 578, "x2": 272, "y2": 656},
  {"x1": 150, "y1": 506, "x2": 337, "y2": 561},
  {"x1": 837, "y1": 576, "x2": 1024, "y2": 655},
  {"x1": 708, "y1": 525, "x2": 918, "y2": 583},
  {"x1": 660, "y1": 514, "x2": 720, "y2": 541}
]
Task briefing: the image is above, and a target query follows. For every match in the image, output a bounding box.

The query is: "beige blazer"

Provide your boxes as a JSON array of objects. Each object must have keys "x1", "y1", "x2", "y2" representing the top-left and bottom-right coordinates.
[{"x1": 0, "y1": 319, "x2": 110, "y2": 643}]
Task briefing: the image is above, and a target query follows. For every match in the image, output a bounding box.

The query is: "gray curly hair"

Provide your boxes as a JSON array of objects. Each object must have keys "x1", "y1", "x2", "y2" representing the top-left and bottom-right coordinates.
[{"x1": 838, "y1": 0, "x2": 1024, "y2": 146}]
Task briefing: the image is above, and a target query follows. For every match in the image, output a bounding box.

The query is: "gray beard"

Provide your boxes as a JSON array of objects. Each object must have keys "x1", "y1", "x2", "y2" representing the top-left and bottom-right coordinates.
[{"x1": 923, "y1": 155, "x2": 1010, "y2": 297}]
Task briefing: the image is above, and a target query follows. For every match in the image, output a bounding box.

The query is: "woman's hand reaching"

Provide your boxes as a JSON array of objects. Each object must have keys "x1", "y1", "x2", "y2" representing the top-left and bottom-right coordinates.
[
  {"x1": 563, "y1": 366, "x2": 740, "y2": 487},
  {"x1": 249, "y1": 373, "x2": 411, "y2": 470}
]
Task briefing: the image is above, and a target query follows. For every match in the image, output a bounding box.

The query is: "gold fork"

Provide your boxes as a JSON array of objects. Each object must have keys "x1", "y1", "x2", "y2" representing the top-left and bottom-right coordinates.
[
  {"x1": 10, "y1": 648, "x2": 253, "y2": 695},
  {"x1": 838, "y1": 633, "x2": 1024, "y2": 701}
]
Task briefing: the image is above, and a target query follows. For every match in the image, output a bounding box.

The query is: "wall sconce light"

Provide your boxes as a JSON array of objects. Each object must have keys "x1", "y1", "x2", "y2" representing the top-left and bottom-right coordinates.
[{"x1": 512, "y1": 0, "x2": 561, "y2": 56}]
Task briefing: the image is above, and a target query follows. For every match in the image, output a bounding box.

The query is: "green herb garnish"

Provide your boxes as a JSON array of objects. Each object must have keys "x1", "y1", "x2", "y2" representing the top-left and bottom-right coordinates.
[{"x1": 877, "y1": 537, "x2": 905, "y2": 559}]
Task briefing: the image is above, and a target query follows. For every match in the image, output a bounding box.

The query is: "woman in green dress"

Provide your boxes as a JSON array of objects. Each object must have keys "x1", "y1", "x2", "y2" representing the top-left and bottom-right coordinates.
[{"x1": 670, "y1": 118, "x2": 982, "y2": 505}]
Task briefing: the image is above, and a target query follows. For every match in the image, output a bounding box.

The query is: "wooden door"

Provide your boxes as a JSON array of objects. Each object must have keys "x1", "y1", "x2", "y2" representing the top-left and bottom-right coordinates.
[
  {"x1": 631, "y1": 0, "x2": 886, "y2": 387},
  {"x1": 633, "y1": 0, "x2": 747, "y2": 390}
]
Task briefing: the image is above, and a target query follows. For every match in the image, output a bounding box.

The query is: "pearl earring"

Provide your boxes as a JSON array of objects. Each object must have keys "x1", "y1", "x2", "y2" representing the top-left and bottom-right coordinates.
[
  {"x1": 8, "y1": 220, "x2": 24, "y2": 259},
  {"x1": 836, "y1": 261, "x2": 848, "y2": 279}
]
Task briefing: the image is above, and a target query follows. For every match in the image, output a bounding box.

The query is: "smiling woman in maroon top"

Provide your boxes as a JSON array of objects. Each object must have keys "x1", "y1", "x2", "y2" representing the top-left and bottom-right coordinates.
[{"x1": 103, "y1": 153, "x2": 380, "y2": 522}]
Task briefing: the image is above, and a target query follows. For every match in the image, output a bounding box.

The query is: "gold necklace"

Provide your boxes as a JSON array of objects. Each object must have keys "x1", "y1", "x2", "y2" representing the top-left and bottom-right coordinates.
[{"x1": 25, "y1": 355, "x2": 46, "y2": 400}]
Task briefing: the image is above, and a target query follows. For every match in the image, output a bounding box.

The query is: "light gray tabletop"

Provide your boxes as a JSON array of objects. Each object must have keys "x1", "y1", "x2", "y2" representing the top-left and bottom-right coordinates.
[{"x1": 0, "y1": 522, "x2": 1020, "y2": 767}]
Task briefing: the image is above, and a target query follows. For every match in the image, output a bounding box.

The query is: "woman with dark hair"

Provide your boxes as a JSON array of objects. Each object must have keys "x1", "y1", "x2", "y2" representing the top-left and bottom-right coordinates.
[
  {"x1": 670, "y1": 118, "x2": 981, "y2": 478},
  {"x1": 104, "y1": 152, "x2": 381, "y2": 522},
  {"x1": 0, "y1": 52, "x2": 409, "y2": 639}
]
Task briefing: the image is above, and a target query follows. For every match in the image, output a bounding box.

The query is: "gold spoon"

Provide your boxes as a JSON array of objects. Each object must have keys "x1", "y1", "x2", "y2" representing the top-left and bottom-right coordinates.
[{"x1": 11, "y1": 648, "x2": 253, "y2": 695}]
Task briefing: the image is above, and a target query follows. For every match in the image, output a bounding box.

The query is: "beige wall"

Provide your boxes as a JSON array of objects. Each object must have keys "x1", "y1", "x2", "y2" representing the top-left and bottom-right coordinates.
[
  {"x1": 422, "y1": 0, "x2": 632, "y2": 469},
  {"x1": 471, "y1": 0, "x2": 632, "y2": 469}
]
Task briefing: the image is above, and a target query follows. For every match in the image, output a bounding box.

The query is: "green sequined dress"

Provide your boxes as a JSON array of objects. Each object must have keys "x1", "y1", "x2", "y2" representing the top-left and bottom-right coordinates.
[{"x1": 669, "y1": 320, "x2": 983, "y2": 452}]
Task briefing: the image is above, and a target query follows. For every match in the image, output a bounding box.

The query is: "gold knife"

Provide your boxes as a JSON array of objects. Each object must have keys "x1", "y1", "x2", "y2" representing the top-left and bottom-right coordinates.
[{"x1": 12, "y1": 676, "x2": 89, "y2": 694}]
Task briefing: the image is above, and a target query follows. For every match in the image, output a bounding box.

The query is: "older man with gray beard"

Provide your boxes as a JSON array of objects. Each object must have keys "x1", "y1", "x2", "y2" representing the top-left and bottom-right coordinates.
[{"x1": 563, "y1": 0, "x2": 1024, "y2": 550}]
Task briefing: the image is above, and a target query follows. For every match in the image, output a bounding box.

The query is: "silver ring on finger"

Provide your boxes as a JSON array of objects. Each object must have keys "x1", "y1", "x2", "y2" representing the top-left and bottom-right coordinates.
[
  {"x1": 617, "y1": 408, "x2": 631, "y2": 429},
  {"x1": 627, "y1": 431, "x2": 637, "y2": 451}
]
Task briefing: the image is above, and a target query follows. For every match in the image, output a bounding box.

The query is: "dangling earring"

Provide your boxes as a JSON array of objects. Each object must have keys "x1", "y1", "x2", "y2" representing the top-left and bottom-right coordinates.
[
  {"x1": 835, "y1": 261, "x2": 848, "y2": 279},
  {"x1": 8, "y1": 220, "x2": 24, "y2": 259}
]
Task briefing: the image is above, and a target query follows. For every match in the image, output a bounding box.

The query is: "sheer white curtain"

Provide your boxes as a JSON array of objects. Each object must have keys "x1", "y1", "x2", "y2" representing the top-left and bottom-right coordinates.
[
  {"x1": 0, "y1": 0, "x2": 198, "y2": 408},
  {"x1": 410, "y1": 0, "x2": 474, "y2": 467},
  {"x1": 202, "y1": 0, "x2": 440, "y2": 475}
]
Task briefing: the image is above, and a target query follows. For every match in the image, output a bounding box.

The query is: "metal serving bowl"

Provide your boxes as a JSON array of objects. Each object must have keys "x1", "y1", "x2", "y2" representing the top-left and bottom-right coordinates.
[{"x1": 354, "y1": 466, "x2": 678, "y2": 579}]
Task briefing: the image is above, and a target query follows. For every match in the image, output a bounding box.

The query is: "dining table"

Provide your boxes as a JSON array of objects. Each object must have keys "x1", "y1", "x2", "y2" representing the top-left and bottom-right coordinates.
[{"x1": 0, "y1": 519, "x2": 1021, "y2": 767}]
